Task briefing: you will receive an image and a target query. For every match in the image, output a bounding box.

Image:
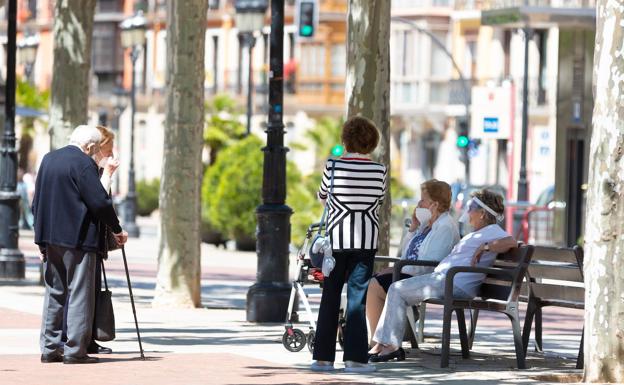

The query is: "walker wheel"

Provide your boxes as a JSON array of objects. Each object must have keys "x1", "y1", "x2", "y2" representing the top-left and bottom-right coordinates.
[
  {"x1": 307, "y1": 330, "x2": 316, "y2": 353},
  {"x1": 282, "y1": 328, "x2": 306, "y2": 352},
  {"x1": 337, "y1": 317, "x2": 346, "y2": 349}
]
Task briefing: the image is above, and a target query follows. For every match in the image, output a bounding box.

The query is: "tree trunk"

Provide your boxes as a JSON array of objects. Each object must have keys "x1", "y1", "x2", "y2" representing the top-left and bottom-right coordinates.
[
  {"x1": 49, "y1": 0, "x2": 96, "y2": 150},
  {"x1": 345, "y1": 0, "x2": 391, "y2": 256},
  {"x1": 153, "y1": 0, "x2": 207, "y2": 308},
  {"x1": 583, "y1": 2, "x2": 624, "y2": 382}
]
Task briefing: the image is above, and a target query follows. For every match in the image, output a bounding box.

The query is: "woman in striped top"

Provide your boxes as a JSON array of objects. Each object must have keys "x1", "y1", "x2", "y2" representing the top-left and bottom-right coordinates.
[{"x1": 311, "y1": 116, "x2": 387, "y2": 373}]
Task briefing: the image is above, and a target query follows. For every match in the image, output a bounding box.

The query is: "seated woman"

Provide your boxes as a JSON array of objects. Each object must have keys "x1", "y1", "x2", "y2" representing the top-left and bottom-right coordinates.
[
  {"x1": 366, "y1": 179, "x2": 459, "y2": 344},
  {"x1": 369, "y1": 189, "x2": 517, "y2": 362}
]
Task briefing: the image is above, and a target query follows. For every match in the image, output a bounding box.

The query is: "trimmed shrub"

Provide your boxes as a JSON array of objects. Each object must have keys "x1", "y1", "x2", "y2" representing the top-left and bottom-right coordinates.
[
  {"x1": 202, "y1": 135, "x2": 319, "y2": 246},
  {"x1": 136, "y1": 178, "x2": 160, "y2": 216}
]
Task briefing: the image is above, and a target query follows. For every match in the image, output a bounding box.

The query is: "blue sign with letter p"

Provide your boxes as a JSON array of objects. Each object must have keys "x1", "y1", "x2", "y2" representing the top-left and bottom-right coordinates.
[{"x1": 483, "y1": 117, "x2": 499, "y2": 133}]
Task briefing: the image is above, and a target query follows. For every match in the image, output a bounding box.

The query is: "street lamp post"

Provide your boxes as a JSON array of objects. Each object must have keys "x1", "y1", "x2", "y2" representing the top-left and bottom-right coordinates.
[
  {"x1": 112, "y1": 88, "x2": 127, "y2": 198},
  {"x1": 0, "y1": 0, "x2": 25, "y2": 279},
  {"x1": 246, "y1": 0, "x2": 292, "y2": 322},
  {"x1": 517, "y1": 27, "x2": 532, "y2": 203},
  {"x1": 235, "y1": 1, "x2": 266, "y2": 136},
  {"x1": 120, "y1": 11, "x2": 147, "y2": 239},
  {"x1": 16, "y1": 34, "x2": 39, "y2": 84}
]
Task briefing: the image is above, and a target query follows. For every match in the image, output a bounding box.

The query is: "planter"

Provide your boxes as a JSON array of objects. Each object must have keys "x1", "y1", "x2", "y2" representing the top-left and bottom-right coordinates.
[
  {"x1": 201, "y1": 223, "x2": 227, "y2": 248},
  {"x1": 235, "y1": 235, "x2": 256, "y2": 251}
]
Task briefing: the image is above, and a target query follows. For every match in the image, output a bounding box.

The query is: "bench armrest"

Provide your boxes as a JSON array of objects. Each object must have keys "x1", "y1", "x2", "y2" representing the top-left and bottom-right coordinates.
[
  {"x1": 393, "y1": 260, "x2": 439, "y2": 282},
  {"x1": 444, "y1": 266, "x2": 516, "y2": 300},
  {"x1": 375, "y1": 256, "x2": 401, "y2": 263}
]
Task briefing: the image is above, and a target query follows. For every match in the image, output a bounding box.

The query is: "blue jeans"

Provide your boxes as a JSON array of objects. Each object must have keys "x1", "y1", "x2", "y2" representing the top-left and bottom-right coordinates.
[{"x1": 313, "y1": 249, "x2": 375, "y2": 363}]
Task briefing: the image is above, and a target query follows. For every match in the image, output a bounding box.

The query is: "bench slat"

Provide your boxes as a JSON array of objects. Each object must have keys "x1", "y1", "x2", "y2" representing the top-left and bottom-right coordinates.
[
  {"x1": 530, "y1": 283, "x2": 584, "y2": 304},
  {"x1": 531, "y1": 246, "x2": 582, "y2": 265},
  {"x1": 528, "y1": 263, "x2": 584, "y2": 282}
]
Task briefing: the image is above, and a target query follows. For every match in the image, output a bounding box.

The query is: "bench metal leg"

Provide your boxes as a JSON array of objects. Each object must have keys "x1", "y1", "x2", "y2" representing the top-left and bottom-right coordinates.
[
  {"x1": 440, "y1": 306, "x2": 454, "y2": 368},
  {"x1": 468, "y1": 309, "x2": 479, "y2": 350},
  {"x1": 417, "y1": 303, "x2": 426, "y2": 344},
  {"x1": 508, "y1": 310, "x2": 527, "y2": 369},
  {"x1": 576, "y1": 327, "x2": 584, "y2": 369},
  {"x1": 455, "y1": 309, "x2": 470, "y2": 359},
  {"x1": 534, "y1": 306, "x2": 543, "y2": 352},
  {"x1": 405, "y1": 308, "x2": 419, "y2": 349},
  {"x1": 521, "y1": 299, "x2": 538, "y2": 355}
]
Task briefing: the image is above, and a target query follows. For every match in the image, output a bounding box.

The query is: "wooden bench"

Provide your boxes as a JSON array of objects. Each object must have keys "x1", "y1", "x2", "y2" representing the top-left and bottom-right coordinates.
[
  {"x1": 521, "y1": 245, "x2": 584, "y2": 369},
  {"x1": 393, "y1": 245, "x2": 535, "y2": 368}
]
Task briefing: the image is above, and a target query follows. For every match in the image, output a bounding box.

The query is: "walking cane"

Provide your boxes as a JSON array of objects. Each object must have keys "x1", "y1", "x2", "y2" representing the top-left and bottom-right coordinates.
[{"x1": 121, "y1": 245, "x2": 145, "y2": 360}]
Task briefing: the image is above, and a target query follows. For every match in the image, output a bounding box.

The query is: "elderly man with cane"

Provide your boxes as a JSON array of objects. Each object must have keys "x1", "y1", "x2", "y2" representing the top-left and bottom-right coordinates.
[{"x1": 33, "y1": 125, "x2": 128, "y2": 364}]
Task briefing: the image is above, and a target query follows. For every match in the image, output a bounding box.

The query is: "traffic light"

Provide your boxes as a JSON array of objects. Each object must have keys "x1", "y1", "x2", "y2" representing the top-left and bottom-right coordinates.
[
  {"x1": 297, "y1": 0, "x2": 317, "y2": 38},
  {"x1": 331, "y1": 144, "x2": 344, "y2": 157},
  {"x1": 456, "y1": 119, "x2": 469, "y2": 148}
]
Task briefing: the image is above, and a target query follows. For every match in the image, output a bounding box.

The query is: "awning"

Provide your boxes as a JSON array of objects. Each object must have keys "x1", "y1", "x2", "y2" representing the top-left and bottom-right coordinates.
[{"x1": 482, "y1": 6, "x2": 595, "y2": 28}]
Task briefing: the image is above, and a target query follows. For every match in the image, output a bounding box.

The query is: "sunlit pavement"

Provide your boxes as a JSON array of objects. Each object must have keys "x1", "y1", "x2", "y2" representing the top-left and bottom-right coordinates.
[{"x1": 0, "y1": 216, "x2": 583, "y2": 385}]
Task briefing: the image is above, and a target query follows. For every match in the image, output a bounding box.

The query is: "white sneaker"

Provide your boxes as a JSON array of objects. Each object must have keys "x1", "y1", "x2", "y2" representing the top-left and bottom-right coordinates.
[
  {"x1": 310, "y1": 360, "x2": 335, "y2": 372},
  {"x1": 344, "y1": 360, "x2": 377, "y2": 373}
]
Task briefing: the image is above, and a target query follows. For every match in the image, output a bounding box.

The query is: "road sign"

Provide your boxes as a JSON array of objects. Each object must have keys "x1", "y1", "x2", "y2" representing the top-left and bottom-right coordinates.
[{"x1": 471, "y1": 85, "x2": 512, "y2": 140}]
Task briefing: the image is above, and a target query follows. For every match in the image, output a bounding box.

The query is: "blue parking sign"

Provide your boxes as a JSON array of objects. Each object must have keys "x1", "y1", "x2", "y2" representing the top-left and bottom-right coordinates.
[{"x1": 483, "y1": 117, "x2": 499, "y2": 133}]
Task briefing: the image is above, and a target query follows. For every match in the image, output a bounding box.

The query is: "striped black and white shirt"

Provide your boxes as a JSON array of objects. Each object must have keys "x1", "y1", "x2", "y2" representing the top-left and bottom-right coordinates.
[{"x1": 318, "y1": 156, "x2": 387, "y2": 251}]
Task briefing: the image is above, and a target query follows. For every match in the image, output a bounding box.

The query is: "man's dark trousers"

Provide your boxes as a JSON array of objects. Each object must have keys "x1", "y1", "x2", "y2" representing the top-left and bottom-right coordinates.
[{"x1": 40, "y1": 245, "x2": 96, "y2": 359}]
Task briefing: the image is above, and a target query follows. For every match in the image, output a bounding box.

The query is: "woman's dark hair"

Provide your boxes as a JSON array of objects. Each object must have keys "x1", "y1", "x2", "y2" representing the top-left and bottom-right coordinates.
[
  {"x1": 341, "y1": 116, "x2": 380, "y2": 154},
  {"x1": 472, "y1": 189, "x2": 505, "y2": 225}
]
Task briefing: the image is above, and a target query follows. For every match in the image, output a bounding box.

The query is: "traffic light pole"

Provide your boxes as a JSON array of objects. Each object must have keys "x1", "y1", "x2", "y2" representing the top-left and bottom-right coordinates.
[{"x1": 247, "y1": 0, "x2": 293, "y2": 322}]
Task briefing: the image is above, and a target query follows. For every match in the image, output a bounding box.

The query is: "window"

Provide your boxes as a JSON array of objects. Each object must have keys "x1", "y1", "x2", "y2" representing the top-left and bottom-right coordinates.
[
  {"x1": 391, "y1": 29, "x2": 417, "y2": 77},
  {"x1": 28, "y1": 0, "x2": 37, "y2": 19},
  {"x1": 430, "y1": 31, "x2": 450, "y2": 77},
  {"x1": 429, "y1": 82, "x2": 448, "y2": 104},
  {"x1": 536, "y1": 29, "x2": 548, "y2": 105},
  {"x1": 299, "y1": 43, "x2": 325, "y2": 77},
  {"x1": 330, "y1": 44, "x2": 346, "y2": 77},
  {"x1": 463, "y1": 35, "x2": 477, "y2": 79},
  {"x1": 97, "y1": 0, "x2": 121, "y2": 13},
  {"x1": 503, "y1": 30, "x2": 511, "y2": 77},
  {"x1": 92, "y1": 22, "x2": 123, "y2": 74},
  {"x1": 392, "y1": 81, "x2": 417, "y2": 104}
]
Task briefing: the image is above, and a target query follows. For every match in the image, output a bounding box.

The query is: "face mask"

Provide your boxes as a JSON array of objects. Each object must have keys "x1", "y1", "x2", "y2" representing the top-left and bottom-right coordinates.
[
  {"x1": 415, "y1": 207, "x2": 432, "y2": 225},
  {"x1": 97, "y1": 156, "x2": 108, "y2": 168}
]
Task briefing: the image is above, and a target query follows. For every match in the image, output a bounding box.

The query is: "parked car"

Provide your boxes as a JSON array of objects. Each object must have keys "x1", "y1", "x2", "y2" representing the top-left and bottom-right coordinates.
[
  {"x1": 534, "y1": 185, "x2": 555, "y2": 207},
  {"x1": 452, "y1": 183, "x2": 507, "y2": 215}
]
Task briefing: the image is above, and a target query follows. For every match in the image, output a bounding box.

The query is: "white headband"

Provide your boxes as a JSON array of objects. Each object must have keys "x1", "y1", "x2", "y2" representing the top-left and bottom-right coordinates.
[{"x1": 470, "y1": 196, "x2": 504, "y2": 222}]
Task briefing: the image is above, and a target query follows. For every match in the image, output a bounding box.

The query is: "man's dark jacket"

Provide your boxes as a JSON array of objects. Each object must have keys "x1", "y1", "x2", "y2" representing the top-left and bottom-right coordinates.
[{"x1": 32, "y1": 145, "x2": 122, "y2": 253}]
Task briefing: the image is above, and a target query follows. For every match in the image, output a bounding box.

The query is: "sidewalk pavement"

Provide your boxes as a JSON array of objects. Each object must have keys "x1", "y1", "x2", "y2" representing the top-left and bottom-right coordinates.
[{"x1": 0, "y1": 217, "x2": 584, "y2": 385}]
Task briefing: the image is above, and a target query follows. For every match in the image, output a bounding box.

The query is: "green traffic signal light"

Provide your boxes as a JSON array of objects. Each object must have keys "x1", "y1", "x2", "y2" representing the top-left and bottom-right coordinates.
[
  {"x1": 331, "y1": 144, "x2": 344, "y2": 157},
  {"x1": 300, "y1": 25, "x2": 313, "y2": 37},
  {"x1": 457, "y1": 135, "x2": 469, "y2": 148}
]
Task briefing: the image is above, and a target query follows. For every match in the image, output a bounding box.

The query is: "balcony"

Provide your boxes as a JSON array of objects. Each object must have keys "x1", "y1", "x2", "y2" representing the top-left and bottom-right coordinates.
[
  {"x1": 448, "y1": 78, "x2": 474, "y2": 106},
  {"x1": 96, "y1": 0, "x2": 123, "y2": 14},
  {"x1": 456, "y1": 0, "x2": 595, "y2": 10},
  {"x1": 393, "y1": 0, "x2": 454, "y2": 8}
]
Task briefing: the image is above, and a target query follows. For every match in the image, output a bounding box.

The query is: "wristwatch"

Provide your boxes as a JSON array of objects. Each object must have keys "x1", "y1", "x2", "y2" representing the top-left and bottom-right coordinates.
[{"x1": 484, "y1": 242, "x2": 490, "y2": 252}]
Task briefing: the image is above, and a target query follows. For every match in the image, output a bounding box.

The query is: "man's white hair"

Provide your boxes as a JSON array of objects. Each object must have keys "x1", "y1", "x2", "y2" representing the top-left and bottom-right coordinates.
[{"x1": 69, "y1": 125, "x2": 102, "y2": 148}]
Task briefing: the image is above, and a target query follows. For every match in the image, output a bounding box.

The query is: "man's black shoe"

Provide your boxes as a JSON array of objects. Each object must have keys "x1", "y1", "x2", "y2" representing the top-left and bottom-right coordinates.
[
  {"x1": 63, "y1": 355, "x2": 99, "y2": 364},
  {"x1": 87, "y1": 342, "x2": 112, "y2": 354},
  {"x1": 40, "y1": 353, "x2": 63, "y2": 363}
]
